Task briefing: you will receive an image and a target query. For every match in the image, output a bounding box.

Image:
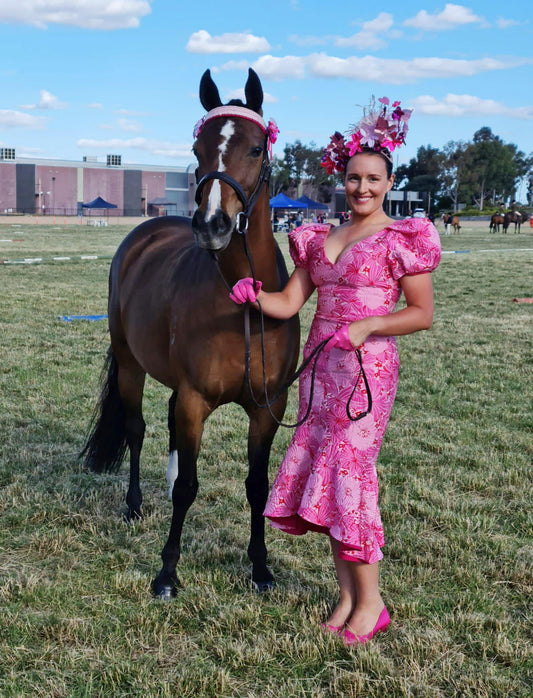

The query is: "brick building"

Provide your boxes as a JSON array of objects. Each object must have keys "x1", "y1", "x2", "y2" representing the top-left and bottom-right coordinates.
[{"x1": 0, "y1": 148, "x2": 196, "y2": 217}]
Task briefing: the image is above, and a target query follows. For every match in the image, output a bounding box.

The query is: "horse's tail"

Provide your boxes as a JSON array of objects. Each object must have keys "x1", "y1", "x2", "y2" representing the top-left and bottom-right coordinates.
[{"x1": 80, "y1": 346, "x2": 127, "y2": 474}]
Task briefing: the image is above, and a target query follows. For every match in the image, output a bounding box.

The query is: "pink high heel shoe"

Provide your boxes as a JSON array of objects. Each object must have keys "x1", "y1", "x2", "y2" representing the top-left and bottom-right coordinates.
[{"x1": 343, "y1": 606, "x2": 390, "y2": 646}]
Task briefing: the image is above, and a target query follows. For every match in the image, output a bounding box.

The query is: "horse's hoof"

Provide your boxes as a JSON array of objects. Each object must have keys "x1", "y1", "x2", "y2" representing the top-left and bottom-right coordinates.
[
  {"x1": 153, "y1": 585, "x2": 176, "y2": 601},
  {"x1": 151, "y1": 576, "x2": 179, "y2": 600},
  {"x1": 252, "y1": 579, "x2": 275, "y2": 594},
  {"x1": 124, "y1": 508, "x2": 143, "y2": 523}
]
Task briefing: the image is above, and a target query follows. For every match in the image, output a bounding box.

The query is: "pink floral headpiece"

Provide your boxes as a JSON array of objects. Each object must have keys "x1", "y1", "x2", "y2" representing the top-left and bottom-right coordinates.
[
  {"x1": 321, "y1": 96, "x2": 413, "y2": 175},
  {"x1": 193, "y1": 106, "x2": 279, "y2": 158}
]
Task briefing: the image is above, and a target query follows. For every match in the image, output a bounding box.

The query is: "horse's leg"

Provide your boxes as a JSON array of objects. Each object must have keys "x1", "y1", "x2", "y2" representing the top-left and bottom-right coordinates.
[
  {"x1": 152, "y1": 389, "x2": 208, "y2": 598},
  {"x1": 245, "y1": 401, "x2": 287, "y2": 591},
  {"x1": 116, "y1": 354, "x2": 147, "y2": 521}
]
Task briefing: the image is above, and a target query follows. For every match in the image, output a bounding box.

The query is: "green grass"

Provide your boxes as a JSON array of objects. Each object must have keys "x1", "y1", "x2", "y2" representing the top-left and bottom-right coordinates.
[{"x1": 0, "y1": 222, "x2": 532, "y2": 697}]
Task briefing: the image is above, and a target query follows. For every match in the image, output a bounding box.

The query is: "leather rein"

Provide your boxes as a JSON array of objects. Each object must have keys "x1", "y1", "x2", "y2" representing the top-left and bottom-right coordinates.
[{"x1": 196, "y1": 145, "x2": 372, "y2": 428}]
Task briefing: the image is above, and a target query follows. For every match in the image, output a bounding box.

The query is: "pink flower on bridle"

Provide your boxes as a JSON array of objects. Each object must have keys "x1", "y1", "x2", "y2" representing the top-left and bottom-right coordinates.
[
  {"x1": 193, "y1": 106, "x2": 279, "y2": 159},
  {"x1": 321, "y1": 96, "x2": 413, "y2": 174}
]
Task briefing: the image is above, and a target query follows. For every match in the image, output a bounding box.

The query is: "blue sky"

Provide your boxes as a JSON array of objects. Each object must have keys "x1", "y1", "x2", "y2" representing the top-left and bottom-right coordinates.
[{"x1": 1, "y1": 1, "x2": 531, "y2": 186}]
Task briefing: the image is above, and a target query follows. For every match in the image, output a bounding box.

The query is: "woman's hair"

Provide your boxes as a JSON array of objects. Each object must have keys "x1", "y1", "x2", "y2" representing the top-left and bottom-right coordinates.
[{"x1": 346, "y1": 147, "x2": 393, "y2": 178}]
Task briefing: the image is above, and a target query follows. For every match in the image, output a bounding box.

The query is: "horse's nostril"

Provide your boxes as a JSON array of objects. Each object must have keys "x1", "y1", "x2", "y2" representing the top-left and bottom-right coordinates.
[{"x1": 214, "y1": 210, "x2": 231, "y2": 235}]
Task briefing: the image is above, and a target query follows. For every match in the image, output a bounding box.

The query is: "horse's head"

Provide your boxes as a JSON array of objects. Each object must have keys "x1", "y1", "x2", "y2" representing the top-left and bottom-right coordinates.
[{"x1": 191, "y1": 69, "x2": 274, "y2": 252}]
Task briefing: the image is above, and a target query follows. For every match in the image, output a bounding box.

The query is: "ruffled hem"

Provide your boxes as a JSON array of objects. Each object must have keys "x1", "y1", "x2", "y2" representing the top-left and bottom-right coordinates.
[{"x1": 265, "y1": 512, "x2": 384, "y2": 565}]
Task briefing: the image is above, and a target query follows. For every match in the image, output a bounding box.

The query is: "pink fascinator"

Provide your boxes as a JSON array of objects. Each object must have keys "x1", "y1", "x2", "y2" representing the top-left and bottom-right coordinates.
[{"x1": 321, "y1": 96, "x2": 413, "y2": 174}]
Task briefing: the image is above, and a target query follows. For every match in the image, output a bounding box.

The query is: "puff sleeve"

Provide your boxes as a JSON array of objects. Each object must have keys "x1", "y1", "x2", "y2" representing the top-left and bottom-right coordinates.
[
  {"x1": 389, "y1": 219, "x2": 442, "y2": 280},
  {"x1": 288, "y1": 224, "x2": 321, "y2": 271}
]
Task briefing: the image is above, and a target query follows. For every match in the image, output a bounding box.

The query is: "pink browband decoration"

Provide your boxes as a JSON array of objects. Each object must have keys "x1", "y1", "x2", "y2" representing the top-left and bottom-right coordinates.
[{"x1": 193, "y1": 106, "x2": 279, "y2": 158}]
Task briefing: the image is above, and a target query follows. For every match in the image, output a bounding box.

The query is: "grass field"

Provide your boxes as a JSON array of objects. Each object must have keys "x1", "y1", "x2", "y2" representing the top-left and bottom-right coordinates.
[{"x1": 0, "y1": 220, "x2": 531, "y2": 697}]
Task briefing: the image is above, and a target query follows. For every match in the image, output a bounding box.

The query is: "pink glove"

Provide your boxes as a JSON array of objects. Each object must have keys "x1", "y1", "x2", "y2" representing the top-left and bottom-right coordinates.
[
  {"x1": 325, "y1": 324, "x2": 354, "y2": 351},
  {"x1": 229, "y1": 277, "x2": 263, "y2": 304}
]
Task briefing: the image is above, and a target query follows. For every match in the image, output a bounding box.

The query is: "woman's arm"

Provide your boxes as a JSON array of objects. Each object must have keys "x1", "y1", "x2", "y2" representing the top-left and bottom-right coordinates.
[
  {"x1": 255, "y1": 267, "x2": 316, "y2": 319},
  {"x1": 346, "y1": 272, "x2": 434, "y2": 347}
]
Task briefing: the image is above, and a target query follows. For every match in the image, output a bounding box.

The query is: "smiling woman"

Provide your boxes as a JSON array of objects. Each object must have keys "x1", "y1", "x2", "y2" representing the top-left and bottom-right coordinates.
[{"x1": 231, "y1": 95, "x2": 441, "y2": 647}]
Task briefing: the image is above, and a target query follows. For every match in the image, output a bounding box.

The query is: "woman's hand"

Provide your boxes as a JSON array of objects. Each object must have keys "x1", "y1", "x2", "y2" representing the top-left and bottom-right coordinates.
[
  {"x1": 325, "y1": 324, "x2": 354, "y2": 351},
  {"x1": 229, "y1": 278, "x2": 263, "y2": 304},
  {"x1": 325, "y1": 319, "x2": 373, "y2": 351}
]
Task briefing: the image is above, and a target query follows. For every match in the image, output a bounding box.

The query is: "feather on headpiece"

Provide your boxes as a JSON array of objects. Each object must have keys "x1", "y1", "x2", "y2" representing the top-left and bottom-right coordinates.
[{"x1": 321, "y1": 96, "x2": 413, "y2": 175}]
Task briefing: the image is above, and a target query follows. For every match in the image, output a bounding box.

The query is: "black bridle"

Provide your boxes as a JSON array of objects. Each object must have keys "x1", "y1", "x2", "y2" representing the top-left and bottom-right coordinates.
[
  {"x1": 195, "y1": 135, "x2": 272, "y2": 224},
  {"x1": 194, "y1": 140, "x2": 372, "y2": 428}
]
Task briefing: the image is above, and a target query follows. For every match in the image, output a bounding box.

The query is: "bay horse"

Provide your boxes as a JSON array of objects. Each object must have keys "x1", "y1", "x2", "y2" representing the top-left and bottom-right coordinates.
[
  {"x1": 82, "y1": 68, "x2": 300, "y2": 598},
  {"x1": 489, "y1": 214, "x2": 504, "y2": 233},
  {"x1": 503, "y1": 211, "x2": 525, "y2": 233}
]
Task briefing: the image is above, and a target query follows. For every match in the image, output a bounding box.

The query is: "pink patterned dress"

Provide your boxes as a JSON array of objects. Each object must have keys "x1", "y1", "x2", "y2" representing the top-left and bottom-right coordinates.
[{"x1": 264, "y1": 218, "x2": 441, "y2": 563}]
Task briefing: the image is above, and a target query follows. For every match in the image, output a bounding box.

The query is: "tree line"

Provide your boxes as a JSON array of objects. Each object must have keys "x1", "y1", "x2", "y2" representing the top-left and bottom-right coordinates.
[{"x1": 271, "y1": 127, "x2": 533, "y2": 213}]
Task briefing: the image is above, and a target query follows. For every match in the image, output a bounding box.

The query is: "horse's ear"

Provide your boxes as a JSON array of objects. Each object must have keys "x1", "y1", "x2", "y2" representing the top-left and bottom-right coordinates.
[
  {"x1": 199, "y1": 69, "x2": 222, "y2": 111},
  {"x1": 244, "y1": 68, "x2": 264, "y2": 115}
]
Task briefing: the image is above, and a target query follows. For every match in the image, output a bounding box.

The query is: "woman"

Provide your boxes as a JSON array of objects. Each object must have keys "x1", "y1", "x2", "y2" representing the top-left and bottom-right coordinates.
[{"x1": 230, "y1": 98, "x2": 441, "y2": 646}]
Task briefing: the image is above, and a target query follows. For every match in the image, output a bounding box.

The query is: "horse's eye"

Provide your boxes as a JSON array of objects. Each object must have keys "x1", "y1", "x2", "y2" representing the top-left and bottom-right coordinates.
[{"x1": 250, "y1": 146, "x2": 264, "y2": 158}]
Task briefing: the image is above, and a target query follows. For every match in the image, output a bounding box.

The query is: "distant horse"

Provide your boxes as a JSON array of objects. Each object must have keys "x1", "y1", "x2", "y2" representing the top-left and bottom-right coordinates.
[
  {"x1": 451, "y1": 215, "x2": 461, "y2": 234},
  {"x1": 490, "y1": 214, "x2": 504, "y2": 233},
  {"x1": 82, "y1": 69, "x2": 300, "y2": 598},
  {"x1": 503, "y1": 211, "x2": 526, "y2": 233},
  {"x1": 441, "y1": 213, "x2": 451, "y2": 235}
]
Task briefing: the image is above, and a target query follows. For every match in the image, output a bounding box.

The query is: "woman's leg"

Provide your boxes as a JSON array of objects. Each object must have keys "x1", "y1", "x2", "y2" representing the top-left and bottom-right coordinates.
[
  {"x1": 345, "y1": 559, "x2": 385, "y2": 636},
  {"x1": 327, "y1": 538, "x2": 385, "y2": 635},
  {"x1": 326, "y1": 537, "x2": 357, "y2": 627}
]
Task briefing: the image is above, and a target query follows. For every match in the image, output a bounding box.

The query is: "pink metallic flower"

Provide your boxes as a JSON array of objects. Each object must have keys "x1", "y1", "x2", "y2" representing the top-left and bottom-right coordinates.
[
  {"x1": 267, "y1": 119, "x2": 279, "y2": 143},
  {"x1": 193, "y1": 116, "x2": 205, "y2": 140},
  {"x1": 321, "y1": 95, "x2": 413, "y2": 172}
]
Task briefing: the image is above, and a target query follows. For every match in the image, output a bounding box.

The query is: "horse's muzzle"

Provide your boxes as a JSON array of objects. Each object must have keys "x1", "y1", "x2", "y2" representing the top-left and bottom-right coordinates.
[{"x1": 192, "y1": 208, "x2": 233, "y2": 251}]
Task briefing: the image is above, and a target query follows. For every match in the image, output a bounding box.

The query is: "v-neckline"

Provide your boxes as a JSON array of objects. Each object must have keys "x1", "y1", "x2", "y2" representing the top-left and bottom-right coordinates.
[{"x1": 322, "y1": 225, "x2": 388, "y2": 266}]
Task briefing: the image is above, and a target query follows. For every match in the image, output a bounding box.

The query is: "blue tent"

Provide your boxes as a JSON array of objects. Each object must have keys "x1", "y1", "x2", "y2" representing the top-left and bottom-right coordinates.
[
  {"x1": 297, "y1": 195, "x2": 329, "y2": 210},
  {"x1": 82, "y1": 196, "x2": 117, "y2": 209},
  {"x1": 269, "y1": 192, "x2": 303, "y2": 209}
]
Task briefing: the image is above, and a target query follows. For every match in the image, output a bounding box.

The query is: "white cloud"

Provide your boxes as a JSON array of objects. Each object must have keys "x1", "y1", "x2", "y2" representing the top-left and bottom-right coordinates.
[
  {"x1": 117, "y1": 118, "x2": 143, "y2": 132},
  {"x1": 20, "y1": 90, "x2": 67, "y2": 110},
  {"x1": 496, "y1": 17, "x2": 521, "y2": 29},
  {"x1": 186, "y1": 30, "x2": 270, "y2": 54},
  {"x1": 88, "y1": 103, "x2": 104, "y2": 109},
  {"x1": 212, "y1": 60, "x2": 249, "y2": 73},
  {"x1": 0, "y1": 0, "x2": 152, "y2": 30},
  {"x1": 77, "y1": 137, "x2": 192, "y2": 160},
  {"x1": 218, "y1": 56, "x2": 306, "y2": 80},
  {"x1": 0, "y1": 109, "x2": 46, "y2": 128},
  {"x1": 404, "y1": 3, "x2": 483, "y2": 31},
  {"x1": 412, "y1": 94, "x2": 533, "y2": 119},
  {"x1": 305, "y1": 53, "x2": 530, "y2": 84},
  {"x1": 217, "y1": 51, "x2": 529, "y2": 85},
  {"x1": 250, "y1": 55, "x2": 307, "y2": 80},
  {"x1": 226, "y1": 88, "x2": 278, "y2": 104},
  {"x1": 336, "y1": 13, "x2": 394, "y2": 50}
]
